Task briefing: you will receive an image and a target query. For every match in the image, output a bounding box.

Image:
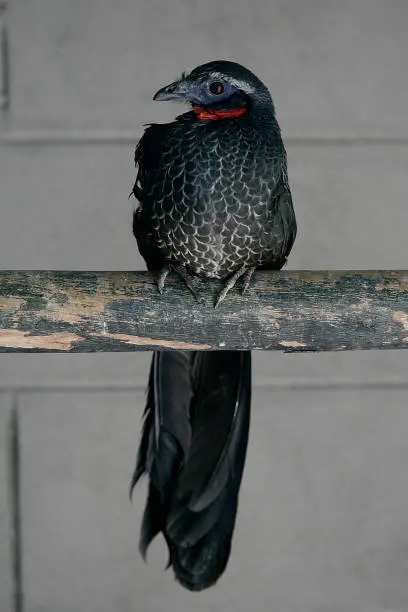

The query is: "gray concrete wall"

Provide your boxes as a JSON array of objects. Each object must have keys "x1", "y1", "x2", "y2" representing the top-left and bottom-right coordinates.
[
  {"x1": 0, "y1": 393, "x2": 13, "y2": 612},
  {"x1": 1, "y1": 1, "x2": 408, "y2": 610}
]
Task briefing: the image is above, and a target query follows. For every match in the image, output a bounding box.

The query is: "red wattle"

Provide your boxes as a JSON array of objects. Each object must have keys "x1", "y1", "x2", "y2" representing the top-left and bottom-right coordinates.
[{"x1": 193, "y1": 105, "x2": 247, "y2": 120}]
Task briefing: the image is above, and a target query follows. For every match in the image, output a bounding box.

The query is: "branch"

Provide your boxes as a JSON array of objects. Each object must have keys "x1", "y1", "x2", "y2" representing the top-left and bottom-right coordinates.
[{"x1": 0, "y1": 270, "x2": 408, "y2": 352}]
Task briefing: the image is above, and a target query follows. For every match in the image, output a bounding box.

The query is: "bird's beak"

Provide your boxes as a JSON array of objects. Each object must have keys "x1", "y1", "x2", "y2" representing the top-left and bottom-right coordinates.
[{"x1": 153, "y1": 79, "x2": 189, "y2": 101}]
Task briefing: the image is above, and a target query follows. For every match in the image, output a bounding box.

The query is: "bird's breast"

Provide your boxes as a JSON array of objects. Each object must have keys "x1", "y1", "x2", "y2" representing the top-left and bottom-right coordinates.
[{"x1": 148, "y1": 122, "x2": 286, "y2": 276}]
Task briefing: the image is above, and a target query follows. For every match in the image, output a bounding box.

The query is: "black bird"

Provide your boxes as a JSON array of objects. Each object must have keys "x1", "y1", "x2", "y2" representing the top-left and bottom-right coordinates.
[{"x1": 131, "y1": 60, "x2": 296, "y2": 591}]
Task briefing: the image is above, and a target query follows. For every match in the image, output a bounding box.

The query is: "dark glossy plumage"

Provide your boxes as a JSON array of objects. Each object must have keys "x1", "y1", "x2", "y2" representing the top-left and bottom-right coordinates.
[
  {"x1": 131, "y1": 351, "x2": 251, "y2": 591},
  {"x1": 131, "y1": 61, "x2": 296, "y2": 591},
  {"x1": 133, "y1": 90, "x2": 296, "y2": 279}
]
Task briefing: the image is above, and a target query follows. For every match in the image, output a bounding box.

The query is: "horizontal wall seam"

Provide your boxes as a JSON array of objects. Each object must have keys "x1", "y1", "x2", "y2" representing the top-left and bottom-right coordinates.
[
  {"x1": 1, "y1": 131, "x2": 408, "y2": 146},
  {"x1": 0, "y1": 380, "x2": 406, "y2": 394}
]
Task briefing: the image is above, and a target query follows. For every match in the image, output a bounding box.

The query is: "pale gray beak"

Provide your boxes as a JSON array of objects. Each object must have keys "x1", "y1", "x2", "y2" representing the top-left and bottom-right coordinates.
[{"x1": 153, "y1": 79, "x2": 190, "y2": 101}]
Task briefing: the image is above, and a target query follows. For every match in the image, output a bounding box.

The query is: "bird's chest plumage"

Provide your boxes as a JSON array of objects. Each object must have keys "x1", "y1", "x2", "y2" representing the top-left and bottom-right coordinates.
[{"x1": 140, "y1": 117, "x2": 287, "y2": 278}]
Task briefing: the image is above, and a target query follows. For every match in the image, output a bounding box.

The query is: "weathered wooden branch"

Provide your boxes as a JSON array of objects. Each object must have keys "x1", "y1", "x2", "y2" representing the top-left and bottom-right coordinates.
[{"x1": 0, "y1": 270, "x2": 408, "y2": 352}]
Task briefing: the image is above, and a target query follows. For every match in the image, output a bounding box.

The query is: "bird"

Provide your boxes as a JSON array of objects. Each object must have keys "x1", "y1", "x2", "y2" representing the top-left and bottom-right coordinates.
[{"x1": 131, "y1": 60, "x2": 297, "y2": 591}]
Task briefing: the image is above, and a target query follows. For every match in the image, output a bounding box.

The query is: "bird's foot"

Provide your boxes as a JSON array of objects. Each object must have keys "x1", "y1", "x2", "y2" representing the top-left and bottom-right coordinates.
[
  {"x1": 241, "y1": 267, "x2": 256, "y2": 294},
  {"x1": 214, "y1": 266, "x2": 256, "y2": 308},
  {"x1": 155, "y1": 263, "x2": 204, "y2": 303},
  {"x1": 156, "y1": 266, "x2": 171, "y2": 294}
]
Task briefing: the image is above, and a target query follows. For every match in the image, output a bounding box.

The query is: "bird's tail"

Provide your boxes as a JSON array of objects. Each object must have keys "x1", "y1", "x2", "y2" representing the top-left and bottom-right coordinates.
[{"x1": 131, "y1": 350, "x2": 251, "y2": 591}]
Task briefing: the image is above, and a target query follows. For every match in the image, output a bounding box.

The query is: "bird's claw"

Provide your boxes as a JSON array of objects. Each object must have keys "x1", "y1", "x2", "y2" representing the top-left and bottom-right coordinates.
[
  {"x1": 214, "y1": 266, "x2": 256, "y2": 308},
  {"x1": 156, "y1": 264, "x2": 256, "y2": 307},
  {"x1": 156, "y1": 266, "x2": 170, "y2": 294},
  {"x1": 241, "y1": 267, "x2": 255, "y2": 294},
  {"x1": 154, "y1": 263, "x2": 204, "y2": 303}
]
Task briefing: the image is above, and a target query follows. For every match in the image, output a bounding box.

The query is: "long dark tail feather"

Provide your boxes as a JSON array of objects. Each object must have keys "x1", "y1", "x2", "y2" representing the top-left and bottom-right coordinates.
[{"x1": 131, "y1": 350, "x2": 251, "y2": 591}]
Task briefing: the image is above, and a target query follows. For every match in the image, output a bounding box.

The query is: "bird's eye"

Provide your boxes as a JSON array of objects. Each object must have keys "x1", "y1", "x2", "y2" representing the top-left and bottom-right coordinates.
[{"x1": 209, "y1": 81, "x2": 225, "y2": 95}]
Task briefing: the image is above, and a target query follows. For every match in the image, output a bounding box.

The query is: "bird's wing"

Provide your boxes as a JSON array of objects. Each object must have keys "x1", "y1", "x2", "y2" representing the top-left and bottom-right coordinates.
[{"x1": 132, "y1": 124, "x2": 170, "y2": 269}]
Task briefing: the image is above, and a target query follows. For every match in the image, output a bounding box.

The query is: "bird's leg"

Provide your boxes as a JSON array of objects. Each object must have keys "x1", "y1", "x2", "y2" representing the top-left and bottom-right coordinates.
[
  {"x1": 155, "y1": 265, "x2": 171, "y2": 294},
  {"x1": 171, "y1": 263, "x2": 204, "y2": 302},
  {"x1": 215, "y1": 265, "x2": 256, "y2": 308},
  {"x1": 154, "y1": 262, "x2": 203, "y2": 302},
  {"x1": 241, "y1": 267, "x2": 256, "y2": 294}
]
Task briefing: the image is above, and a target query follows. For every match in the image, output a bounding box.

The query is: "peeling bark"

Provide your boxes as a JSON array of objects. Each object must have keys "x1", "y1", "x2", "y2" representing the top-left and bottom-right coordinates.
[{"x1": 0, "y1": 270, "x2": 408, "y2": 352}]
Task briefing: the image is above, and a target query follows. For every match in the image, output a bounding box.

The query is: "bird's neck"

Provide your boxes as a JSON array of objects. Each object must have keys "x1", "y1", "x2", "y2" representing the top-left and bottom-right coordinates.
[
  {"x1": 191, "y1": 91, "x2": 249, "y2": 121},
  {"x1": 192, "y1": 105, "x2": 247, "y2": 120}
]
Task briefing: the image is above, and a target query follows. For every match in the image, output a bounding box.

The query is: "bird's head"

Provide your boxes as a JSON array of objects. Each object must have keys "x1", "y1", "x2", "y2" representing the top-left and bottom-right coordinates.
[{"x1": 153, "y1": 60, "x2": 273, "y2": 118}]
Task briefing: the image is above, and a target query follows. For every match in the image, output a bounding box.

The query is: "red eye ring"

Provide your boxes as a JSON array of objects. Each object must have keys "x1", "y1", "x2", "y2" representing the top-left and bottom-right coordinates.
[{"x1": 209, "y1": 81, "x2": 224, "y2": 95}]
